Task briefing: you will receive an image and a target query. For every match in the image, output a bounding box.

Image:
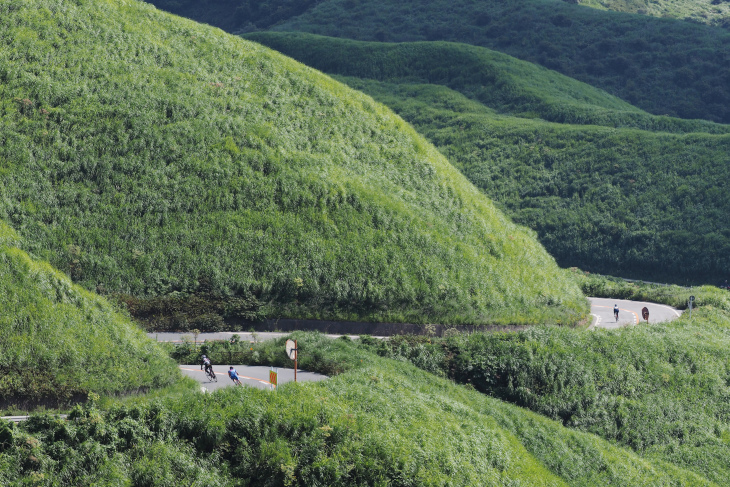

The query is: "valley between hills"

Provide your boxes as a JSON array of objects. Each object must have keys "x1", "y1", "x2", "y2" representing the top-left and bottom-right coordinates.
[{"x1": 2, "y1": 0, "x2": 730, "y2": 485}]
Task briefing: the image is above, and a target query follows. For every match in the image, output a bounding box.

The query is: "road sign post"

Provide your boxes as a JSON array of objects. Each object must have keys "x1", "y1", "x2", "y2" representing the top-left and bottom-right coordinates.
[
  {"x1": 689, "y1": 295, "x2": 695, "y2": 319},
  {"x1": 269, "y1": 368, "x2": 278, "y2": 391},
  {"x1": 285, "y1": 339, "x2": 298, "y2": 383}
]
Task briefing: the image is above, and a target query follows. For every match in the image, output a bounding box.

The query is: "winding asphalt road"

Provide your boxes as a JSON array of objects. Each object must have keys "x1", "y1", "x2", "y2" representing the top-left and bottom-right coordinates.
[
  {"x1": 588, "y1": 297, "x2": 681, "y2": 330},
  {"x1": 160, "y1": 298, "x2": 683, "y2": 392},
  {"x1": 180, "y1": 364, "x2": 328, "y2": 391}
]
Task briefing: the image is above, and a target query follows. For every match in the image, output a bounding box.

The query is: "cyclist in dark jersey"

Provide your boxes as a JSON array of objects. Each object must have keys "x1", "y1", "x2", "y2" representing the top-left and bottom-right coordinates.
[
  {"x1": 613, "y1": 305, "x2": 619, "y2": 321},
  {"x1": 201, "y1": 355, "x2": 213, "y2": 376}
]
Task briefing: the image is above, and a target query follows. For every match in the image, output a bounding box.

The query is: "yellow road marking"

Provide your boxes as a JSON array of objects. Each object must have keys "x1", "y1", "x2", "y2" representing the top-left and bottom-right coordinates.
[
  {"x1": 593, "y1": 305, "x2": 639, "y2": 324},
  {"x1": 179, "y1": 367, "x2": 271, "y2": 385}
]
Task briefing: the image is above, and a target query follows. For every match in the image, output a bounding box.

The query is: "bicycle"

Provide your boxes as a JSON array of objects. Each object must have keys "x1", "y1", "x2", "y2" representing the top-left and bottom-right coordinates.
[{"x1": 205, "y1": 366, "x2": 218, "y2": 382}]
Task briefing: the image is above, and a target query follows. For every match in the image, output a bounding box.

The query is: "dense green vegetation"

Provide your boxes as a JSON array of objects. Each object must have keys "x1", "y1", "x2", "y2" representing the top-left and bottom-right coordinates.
[
  {"x1": 0, "y1": 0, "x2": 587, "y2": 327},
  {"x1": 577, "y1": 0, "x2": 730, "y2": 29},
  {"x1": 147, "y1": 0, "x2": 730, "y2": 124},
  {"x1": 572, "y1": 269, "x2": 728, "y2": 309},
  {"x1": 1, "y1": 333, "x2": 718, "y2": 485},
  {"x1": 236, "y1": 34, "x2": 730, "y2": 283},
  {"x1": 0, "y1": 220, "x2": 179, "y2": 408},
  {"x1": 273, "y1": 0, "x2": 730, "y2": 124},
  {"x1": 370, "y1": 292, "x2": 730, "y2": 483}
]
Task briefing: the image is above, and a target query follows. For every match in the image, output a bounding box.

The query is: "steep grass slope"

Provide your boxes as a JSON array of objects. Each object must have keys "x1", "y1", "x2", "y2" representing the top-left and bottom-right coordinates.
[
  {"x1": 241, "y1": 34, "x2": 730, "y2": 283},
  {"x1": 268, "y1": 0, "x2": 730, "y2": 124},
  {"x1": 373, "y1": 296, "x2": 730, "y2": 483},
  {"x1": 0, "y1": 0, "x2": 587, "y2": 326},
  {"x1": 144, "y1": 0, "x2": 730, "y2": 122},
  {"x1": 0, "y1": 221, "x2": 179, "y2": 407},
  {"x1": 246, "y1": 32, "x2": 730, "y2": 134},
  {"x1": 1, "y1": 335, "x2": 717, "y2": 485}
]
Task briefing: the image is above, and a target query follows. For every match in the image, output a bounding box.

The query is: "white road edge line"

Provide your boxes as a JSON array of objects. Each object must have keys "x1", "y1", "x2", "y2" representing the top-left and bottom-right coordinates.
[{"x1": 590, "y1": 314, "x2": 600, "y2": 330}]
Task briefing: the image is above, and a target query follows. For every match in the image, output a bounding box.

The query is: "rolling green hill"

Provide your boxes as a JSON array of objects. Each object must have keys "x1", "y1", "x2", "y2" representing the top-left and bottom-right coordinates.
[
  {"x1": 2, "y1": 334, "x2": 718, "y2": 485},
  {"x1": 0, "y1": 0, "x2": 587, "y2": 327},
  {"x1": 578, "y1": 0, "x2": 730, "y2": 29},
  {"x1": 0, "y1": 220, "x2": 179, "y2": 408},
  {"x1": 145, "y1": 0, "x2": 730, "y2": 124},
  {"x1": 240, "y1": 33, "x2": 730, "y2": 283},
  {"x1": 373, "y1": 299, "x2": 730, "y2": 483}
]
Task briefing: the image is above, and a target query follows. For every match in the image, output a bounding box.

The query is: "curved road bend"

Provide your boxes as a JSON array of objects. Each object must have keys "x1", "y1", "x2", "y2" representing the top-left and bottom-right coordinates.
[
  {"x1": 589, "y1": 297, "x2": 681, "y2": 330},
  {"x1": 180, "y1": 365, "x2": 328, "y2": 392}
]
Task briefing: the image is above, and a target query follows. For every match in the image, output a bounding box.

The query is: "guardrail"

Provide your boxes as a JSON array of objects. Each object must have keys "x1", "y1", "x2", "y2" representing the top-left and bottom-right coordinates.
[{"x1": 2, "y1": 415, "x2": 67, "y2": 423}]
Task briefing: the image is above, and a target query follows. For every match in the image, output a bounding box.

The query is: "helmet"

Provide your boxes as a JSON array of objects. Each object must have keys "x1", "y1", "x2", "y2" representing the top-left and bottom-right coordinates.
[{"x1": 202, "y1": 355, "x2": 207, "y2": 358}]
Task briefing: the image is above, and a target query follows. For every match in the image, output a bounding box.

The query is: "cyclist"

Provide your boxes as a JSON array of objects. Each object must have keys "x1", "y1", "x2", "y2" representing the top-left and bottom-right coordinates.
[
  {"x1": 228, "y1": 366, "x2": 243, "y2": 386},
  {"x1": 201, "y1": 355, "x2": 214, "y2": 378},
  {"x1": 613, "y1": 304, "x2": 619, "y2": 321}
]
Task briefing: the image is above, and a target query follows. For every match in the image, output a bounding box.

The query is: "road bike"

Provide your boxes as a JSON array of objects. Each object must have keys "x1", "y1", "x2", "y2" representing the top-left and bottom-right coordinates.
[{"x1": 205, "y1": 367, "x2": 218, "y2": 382}]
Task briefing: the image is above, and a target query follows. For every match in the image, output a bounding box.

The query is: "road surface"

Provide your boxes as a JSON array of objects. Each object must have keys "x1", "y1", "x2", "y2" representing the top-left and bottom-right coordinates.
[
  {"x1": 149, "y1": 298, "x2": 683, "y2": 342},
  {"x1": 588, "y1": 297, "x2": 681, "y2": 330},
  {"x1": 180, "y1": 364, "x2": 328, "y2": 391}
]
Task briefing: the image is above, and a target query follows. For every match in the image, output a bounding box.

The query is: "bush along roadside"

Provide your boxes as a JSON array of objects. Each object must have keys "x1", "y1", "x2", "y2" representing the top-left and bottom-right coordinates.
[
  {"x1": 0, "y1": 341, "x2": 717, "y2": 486},
  {"x1": 571, "y1": 268, "x2": 730, "y2": 311},
  {"x1": 165, "y1": 331, "x2": 371, "y2": 377},
  {"x1": 370, "y1": 304, "x2": 730, "y2": 484}
]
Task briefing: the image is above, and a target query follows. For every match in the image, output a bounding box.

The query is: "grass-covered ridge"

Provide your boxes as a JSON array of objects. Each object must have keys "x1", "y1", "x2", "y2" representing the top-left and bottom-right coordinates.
[
  {"x1": 0, "y1": 0, "x2": 587, "y2": 326},
  {"x1": 579, "y1": 0, "x2": 730, "y2": 29},
  {"x1": 240, "y1": 33, "x2": 730, "y2": 283},
  {"x1": 145, "y1": 0, "x2": 730, "y2": 123},
  {"x1": 1, "y1": 334, "x2": 717, "y2": 485},
  {"x1": 245, "y1": 32, "x2": 730, "y2": 135},
  {"x1": 0, "y1": 220, "x2": 179, "y2": 408},
  {"x1": 371, "y1": 294, "x2": 730, "y2": 483},
  {"x1": 268, "y1": 0, "x2": 730, "y2": 124}
]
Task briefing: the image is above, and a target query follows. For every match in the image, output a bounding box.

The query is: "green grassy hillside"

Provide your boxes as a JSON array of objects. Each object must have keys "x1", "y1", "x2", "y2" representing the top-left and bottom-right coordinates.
[
  {"x1": 1, "y1": 334, "x2": 717, "y2": 485},
  {"x1": 145, "y1": 0, "x2": 730, "y2": 123},
  {"x1": 0, "y1": 220, "x2": 179, "y2": 408},
  {"x1": 239, "y1": 34, "x2": 730, "y2": 283},
  {"x1": 372, "y1": 294, "x2": 730, "y2": 483},
  {"x1": 0, "y1": 0, "x2": 587, "y2": 327},
  {"x1": 272, "y1": 0, "x2": 730, "y2": 124},
  {"x1": 579, "y1": 0, "x2": 730, "y2": 29}
]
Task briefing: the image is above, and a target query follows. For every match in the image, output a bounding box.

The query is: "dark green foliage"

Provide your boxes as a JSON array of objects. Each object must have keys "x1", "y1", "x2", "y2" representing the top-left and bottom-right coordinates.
[
  {"x1": 0, "y1": 341, "x2": 716, "y2": 485},
  {"x1": 117, "y1": 290, "x2": 265, "y2": 332},
  {"x1": 0, "y1": 0, "x2": 586, "y2": 327},
  {"x1": 148, "y1": 0, "x2": 730, "y2": 124},
  {"x1": 373, "y1": 297, "x2": 730, "y2": 483},
  {"x1": 269, "y1": 0, "x2": 730, "y2": 124},
  {"x1": 0, "y1": 221, "x2": 179, "y2": 407},
  {"x1": 241, "y1": 33, "x2": 730, "y2": 284}
]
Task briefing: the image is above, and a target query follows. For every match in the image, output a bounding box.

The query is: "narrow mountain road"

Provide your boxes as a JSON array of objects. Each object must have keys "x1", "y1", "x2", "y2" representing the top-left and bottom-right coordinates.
[
  {"x1": 589, "y1": 297, "x2": 681, "y2": 330},
  {"x1": 180, "y1": 364, "x2": 328, "y2": 391}
]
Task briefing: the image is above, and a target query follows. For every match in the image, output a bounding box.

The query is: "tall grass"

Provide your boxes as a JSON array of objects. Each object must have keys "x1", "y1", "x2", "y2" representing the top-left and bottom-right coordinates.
[
  {"x1": 271, "y1": 0, "x2": 730, "y2": 124},
  {"x1": 0, "y1": 220, "x2": 179, "y2": 408},
  {"x1": 371, "y1": 296, "x2": 730, "y2": 483},
  {"x1": 245, "y1": 33, "x2": 730, "y2": 284},
  {"x1": 0, "y1": 0, "x2": 586, "y2": 326},
  {"x1": 1, "y1": 337, "x2": 717, "y2": 485}
]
